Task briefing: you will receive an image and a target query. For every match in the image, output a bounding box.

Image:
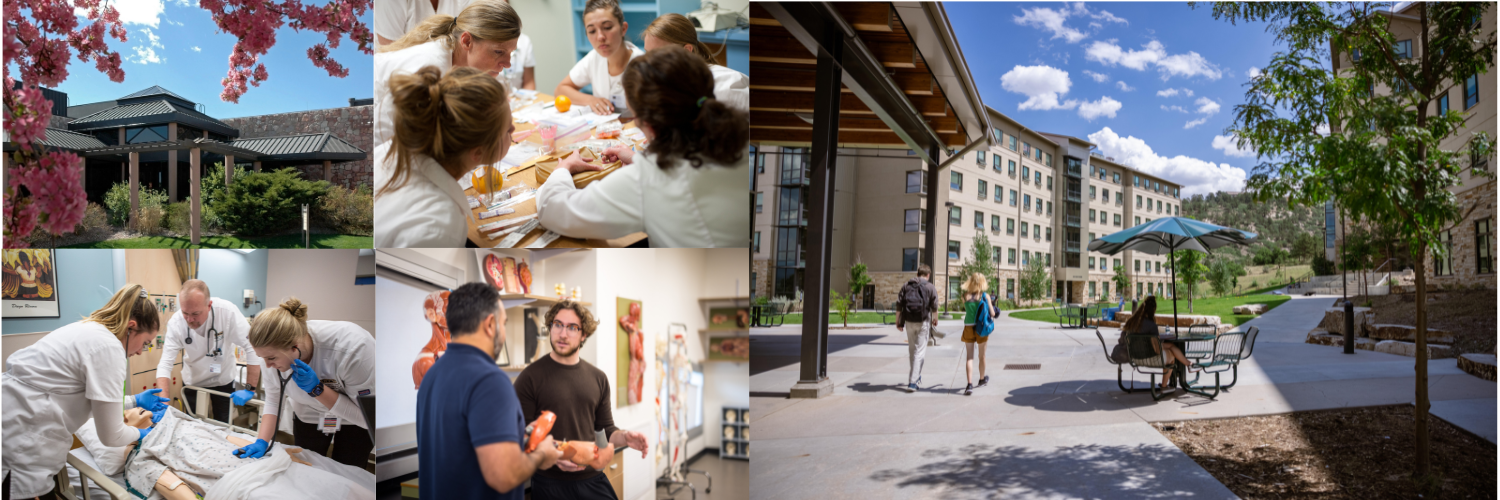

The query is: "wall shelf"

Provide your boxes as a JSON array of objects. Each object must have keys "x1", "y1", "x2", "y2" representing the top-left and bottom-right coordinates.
[{"x1": 500, "y1": 293, "x2": 591, "y2": 310}]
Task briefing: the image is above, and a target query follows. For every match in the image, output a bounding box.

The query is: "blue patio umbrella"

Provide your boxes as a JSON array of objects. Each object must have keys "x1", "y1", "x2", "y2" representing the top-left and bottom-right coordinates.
[{"x1": 1087, "y1": 216, "x2": 1257, "y2": 328}]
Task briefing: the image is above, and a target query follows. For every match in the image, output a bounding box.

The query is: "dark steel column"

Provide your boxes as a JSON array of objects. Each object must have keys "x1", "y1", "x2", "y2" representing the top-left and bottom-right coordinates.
[
  {"x1": 923, "y1": 144, "x2": 940, "y2": 272},
  {"x1": 792, "y1": 22, "x2": 842, "y2": 398}
]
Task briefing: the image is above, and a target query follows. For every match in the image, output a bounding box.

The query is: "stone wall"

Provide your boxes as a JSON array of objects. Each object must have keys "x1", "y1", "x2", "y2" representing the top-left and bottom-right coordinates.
[
  {"x1": 1423, "y1": 181, "x2": 1497, "y2": 290},
  {"x1": 221, "y1": 105, "x2": 373, "y2": 189},
  {"x1": 752, "y1": 259, "x2": 771, "y2": 299}
]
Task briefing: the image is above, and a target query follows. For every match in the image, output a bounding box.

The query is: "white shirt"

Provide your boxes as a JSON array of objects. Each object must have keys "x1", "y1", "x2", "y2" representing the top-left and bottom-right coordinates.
[
  {"x1": 262, "y1": 321, "x2": 375, "y2": 427},
  {"x1": 499, "y1": 33, "x2": 535, "y2": 92},
  {"x1": 374, "y1": 0, "x2": 472, "y2": 44},
  {"x1": 709, "y1": 64, "x2": 748, "y2": 112},
  {"x1": 567, "y1": 42, "x2": 645, "y2": 102},
  {"x1": 536, "y1": 151, "x2": 750, "y2": 247},
  {"x1": 156, "y1": 297, "x2": 263, "y2": 388},
  {"x1": 373, "y1": 141, "x2": 472, "y2": 248},
  {"x1": 374, "y1": 40, "x2": 453, "y2": 146}
]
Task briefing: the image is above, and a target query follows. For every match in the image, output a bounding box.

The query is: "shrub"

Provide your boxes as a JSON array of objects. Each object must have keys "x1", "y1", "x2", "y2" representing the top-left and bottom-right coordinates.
[
  {"x1": 103, "y1": 182, "x2": 168, "y2": 227},
  {"x1": 164, "y1": 202, "x2": 192, "y2": 235},
  {"x1": 1311, "y1": 253, "x2": 1337, "y2": 276},
  {"x1": 76, "y1": 203, "x2": 109, "y2": 234},
  {"x1": 135, "y1": 205, "x2": 165, "y2": 235},
  {"x1": 213, "y1": 168, "x2": 330, "y2": 236},
  {"x1": 313, "y1": 184, "x2": 373, "y2": 236},
  {"x1": 201, "y1": 163, "x2": 247, "y2": 230}
]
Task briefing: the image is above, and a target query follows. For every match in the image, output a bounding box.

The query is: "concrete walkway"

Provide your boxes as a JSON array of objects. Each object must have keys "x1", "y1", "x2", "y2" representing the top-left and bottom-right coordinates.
[{"x1": 749, "y1": 294, "x2": 1497, "y2": 499}]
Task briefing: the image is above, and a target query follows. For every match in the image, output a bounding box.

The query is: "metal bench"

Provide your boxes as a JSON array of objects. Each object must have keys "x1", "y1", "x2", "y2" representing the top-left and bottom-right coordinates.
[
  {"x1": 1123, "y1": 332, "x2": 1176, "y2": 401},
  {"x1": 1094, "y1": 328, "x2": 1140, "y2": 393},
  {"x1": 1054, "y1": 304, "x2": 1079, "y2": 328},
  {"x1": 1194, "y1": 326, "x2": 1260, "y2": 389},
  {"x1": 877, "y1": 301, "x2": 898, "y2": 325}
]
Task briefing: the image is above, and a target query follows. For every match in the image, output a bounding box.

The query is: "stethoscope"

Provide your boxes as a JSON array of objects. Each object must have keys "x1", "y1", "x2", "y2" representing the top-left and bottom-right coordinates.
[
  {"x1": 265, "y1": 345, "x2": 301, "y2": 453},
  {"x1": 183, "y1": 307, "x2": 224, "y2": 358}
]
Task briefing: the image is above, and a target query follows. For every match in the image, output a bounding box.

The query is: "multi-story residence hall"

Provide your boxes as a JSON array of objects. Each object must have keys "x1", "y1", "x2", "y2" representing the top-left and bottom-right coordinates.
[
  {"x1": 1323, "y1": 4, "x2": 1496, "y2": 290},
  {"x1": 753, "y1": 106, "x2": 1186, "y2": 308}
]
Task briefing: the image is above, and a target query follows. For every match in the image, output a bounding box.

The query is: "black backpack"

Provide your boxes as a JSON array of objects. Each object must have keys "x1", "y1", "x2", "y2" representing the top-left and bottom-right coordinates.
[{"x1": 899, "y1": 280, "x2": 929, "y2": 322}]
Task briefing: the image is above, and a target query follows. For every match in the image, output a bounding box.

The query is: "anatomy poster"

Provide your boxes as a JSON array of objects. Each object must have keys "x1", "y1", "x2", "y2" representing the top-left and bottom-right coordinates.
[
  {"x1": 2, "y1": 249, "x2": 58, "y2": 318},
  {"x1": 616, "y1": 297, "x2": 644, "y2": 407}
]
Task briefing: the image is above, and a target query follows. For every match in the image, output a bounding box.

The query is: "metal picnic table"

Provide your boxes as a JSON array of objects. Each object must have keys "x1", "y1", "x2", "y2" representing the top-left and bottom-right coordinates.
[{"x1": 1160, "y1": 326, "x2": 1222, "y2": 399}]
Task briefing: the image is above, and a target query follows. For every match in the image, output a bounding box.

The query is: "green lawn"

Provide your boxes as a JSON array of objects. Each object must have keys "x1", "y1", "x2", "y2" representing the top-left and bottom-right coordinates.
[
  {"x1": 778, "y1": 311, "x2": 897, "y2": 325},
  {"x1": 1007, "y1": 293, "x2": 1292, "y2": 326},
  {"x1": 62, "y1": 234, "x2": 372, "y2": 249}
]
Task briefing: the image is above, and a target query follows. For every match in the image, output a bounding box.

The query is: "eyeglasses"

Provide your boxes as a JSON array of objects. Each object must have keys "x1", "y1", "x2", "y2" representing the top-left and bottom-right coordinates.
[{"x1": 551, "y1": 320, "x2": 582, "y2": 335}]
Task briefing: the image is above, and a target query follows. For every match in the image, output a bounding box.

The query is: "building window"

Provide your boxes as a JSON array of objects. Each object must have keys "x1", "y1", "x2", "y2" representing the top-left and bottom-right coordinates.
[
  {"x1": 1113, "y1": 172, "x2": 1120, "y2": 184},
  {"x1": 1135, "y1": 216, "x2": 1141, "y2": 226},
  {"x1": 1134, "y1": 175, "x2": 1140, "y2": 187},
  {"x1": 1089, "y1": 209, "x2": 1096, "y2": 222},
  {"x1": 1023, "y1": 194, "x2": 1032, "y2": 211},
  {"x1": 992, "y1": 246, "x2": 1002, "y2": 264},
  {"x1": 977, "y1": 179, "x2": 987, "y2": 200},
  {"x1": 1479, "y1": 218, "x2": 1494, "y2": 274},
  {"x1": 948, "y1": 240, "x2": 961, "y2": 260},
  {"x1": 1045, "y1": 253, "x2": 1052, "y2": 267},
  {"x1": 1114, "y1": 214, "x2": 1121, "y2": 226},
  {"x1": 902, "y1": 248, "x2": 921, "y2": 272},
  {"x1": 1008, "y1": 135, "x2": 1017, "y2": 151},
  {"x1": 1090, "y1": 186, "x2": 1096, "y2": 199},
  {"x1": 951, "y1": 171, "x2": 963, "y2": 191},
  {"x1": 1035, "y1": 171, "x2": 1042, "y2": 185},
  {"x1": 1155, "y1": 262, "x2": 1161, "y2": 273},
  {"x1": 1102, "y1": 189, "x2": 1109, "y2": 203},
  {"x1": 1135, "y1": 259, "x2": 1140, "y2": 272},
  {"x1": 906, "y1": 170, "x2": 925, "y2": 194},
  {"x1": 1102, "y1": 282, "x2": 1110, "y2": 298},
  {"x1": 977, "y1": 151, "x2": 986, "y2": 167},
  {"x1": 1175, "y1": 205, "x2": 1180, "y2": 216},
  {"x1": 1088, "y1": 257, "x2": 1095, "y2": 270},
  {"x1": 1007, "y1": 218, "x2": 1015, "y2": 235},
  {"x1": 1022, "y1": 165, "x2": 1030, "y2": 180},
  {"x1": 1352, "y1": 48, "x2": 1361, "y2": 62},
  {"x1": 991, "y1": 215, "x2": 1000, "y2": 232},
  {"x1": 1439, "y1": 92, "x2": 1449, "y2": 115},
  {"x1": 1394, "y1": 39, "x2": 1412, "y2": 59},
  {"x1": 1019, "y1": 250, "x2": 1028, "y2": 265},
  {"x1": 1045, "y1": 153, "x2": 1053, "y2": 167},
  {"x1": 1435, "y1": 231, "x2": 1454, "y2": 276},
  {"x1": 1046, "y1": 201, "x2": 1053, "y2": 215},
  {"x1": 949, "y1": 280, "x2": 961, "y2": 302},
  {"x1": 949, "y1": 206, "x2": 961, "y2": 225},
  {"x1": 1009, "y1": 160, "x2": 1017, "y2": 175},
  {"x1": 125, "y1": 125, "x2": 169, "y2": 144},
  {"x1": 1046, "y1": 227, "x2": 1052, "y2": 241},
  {"x1": 1008, "y1": 248, "x2": 1016, "y2": 264},
  {"x1": 753, "y1": 232, "x2": 760, "y2": 253},
  {"x1": 1113, "y1": 258, "x2": 1120, "y2": 270},
  {"x1": 904, "y1": 209, "x2": 925, "y2": 232},
  {"x1": 1465, "y1": 74, "x2": 1479, "y2": 109},
  {"x1": 1021, "y1": 222, "x2": 1029, "y2": 238},
  {"x1": 1047, "y1": 176, "x2": 1053, "y2": 189},
  {"x1": 995, "y1": 185, "x2": 1004, "y2": 203},
  {"x1": 1146, "y1": 218, "x2": 1152, "y2": 224},
  {"x1": 1023, "y1": 142, "x2": 1032, "y2": 157},
  {"x1": 1007, "y1": 278, "x2": 1015, "y2": 298},
  {"x1": 754, "y1": 192, "x2": 763, "y2": 213},
  {"x1": 1136, "y1": 195, "x2": 1143, "y2": 207},
  {"x1": 1089, "y1": 281, "x2": 1097, "y2": 298},
  {"x1": 975, "y1": 211, "x2": 986, "y2": 230},
  {"x1": 1475, "y1": 145, "x2": 1491, "y2": 174},
  {"x1": 1035, "y1": 149, "x2": 1043, "y2": 162}
]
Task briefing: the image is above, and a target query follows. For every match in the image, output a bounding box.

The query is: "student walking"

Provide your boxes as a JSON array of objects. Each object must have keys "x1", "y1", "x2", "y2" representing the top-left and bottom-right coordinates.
[
  {"x1": 896, "y1": 265, "x2": 938, "y2": 393},
  {"x1": 960, "y1": 273, "x2": 998, "y2": 396}
]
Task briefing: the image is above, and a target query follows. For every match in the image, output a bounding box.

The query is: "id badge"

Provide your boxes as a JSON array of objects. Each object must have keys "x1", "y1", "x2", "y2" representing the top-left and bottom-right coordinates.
[
  {"x1": 609, "y1": 93, "x2": 630, "y2": 116},
  {"x1": 209, "y1": 363, "x2": 222, "y2": 374},
  {"x1": 321, "y1": 414, "x2": 340, "y2": 434}
]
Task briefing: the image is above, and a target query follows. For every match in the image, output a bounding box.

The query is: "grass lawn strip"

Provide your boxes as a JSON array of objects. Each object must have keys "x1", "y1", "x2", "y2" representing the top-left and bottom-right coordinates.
[
  {"x1": 62, "y1": 234, "x2": 372, "y2": 249},
  {"x1": 1006, "y1": 293, "x2": 1292, "y2": 326}
]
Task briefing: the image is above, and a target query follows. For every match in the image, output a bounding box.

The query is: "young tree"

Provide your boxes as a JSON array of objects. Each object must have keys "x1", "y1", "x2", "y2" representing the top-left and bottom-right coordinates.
[
  {"x1": 848, "y1": 258, "x2": 871, "y2": 307},
  {"x1": 1112, "y1": 264, "x2": 1132, "y2": 300},
  {"x1": 3, "y1": 0, "x2": 372, "y2": 247},
  {"x1": 1291, "y1": 231, "x2": 1321, "y2": 262},
  {"x1": 1201, "y1": 1, "x2": 1495, "y2": 483},
  {"x1": 829, "y1": 290, "x2": 852, "y2": 328},
  {"x1": 1018, "y1": 259, "x2": 1050, "y2": 304},
  {"x1": 1206, "y1": 255, "x2": 1242, "y2": 297},
  {"x1": 956, "y1": 232, "x2": 997, "y2": 294},
  {"x1": 1169, "y1": 250, "x2": 1210, "y2": 313}
]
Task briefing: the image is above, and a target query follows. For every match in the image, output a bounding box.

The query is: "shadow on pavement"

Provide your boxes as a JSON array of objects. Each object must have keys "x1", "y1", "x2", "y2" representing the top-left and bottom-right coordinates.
[
  {"x1": 1001, "y1": 381, "x2": 1170, "y2": 412},
  {"x1": 749, "y1": 334, "x2": 887, "y2": 375},
  {"x1": 868, "y1": 443, "x2": 1222, "y2": 499}
]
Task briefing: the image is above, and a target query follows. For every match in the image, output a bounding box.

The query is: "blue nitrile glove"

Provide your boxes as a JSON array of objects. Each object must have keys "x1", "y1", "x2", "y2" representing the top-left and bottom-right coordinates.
[
  {"x1": 233, "y1": 438, "x2": 269, "y2": 459},
  {"x1": 133, "y1": 389, "x2": 169, "y2": 412},
  {"x1": 290, "y1": 359, "x2": 321, "y2": 393},
  {"x1": 231, "y1": 390, "x2": 255, "y2": 406},
  {"x1": 138, "y1": 427, "x2": 152, "y2": 442},
  {"x1": 150, "y1": 409, "x2": 166, "y2": 425}
]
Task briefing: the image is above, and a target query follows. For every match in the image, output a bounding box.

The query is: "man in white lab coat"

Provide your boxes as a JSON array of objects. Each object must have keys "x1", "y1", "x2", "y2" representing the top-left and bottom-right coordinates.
[{"x1": 156, "y1": 280, "x2": 263, "y2": 423}]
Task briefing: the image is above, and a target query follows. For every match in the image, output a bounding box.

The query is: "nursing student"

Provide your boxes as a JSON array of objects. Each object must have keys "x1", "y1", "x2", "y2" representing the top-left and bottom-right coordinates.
[
  {"x1": 374, "y1": 66, "x2": 514, "y2": 248},
  {"x1": 374, "y1": 0, "x2": 522, "y2": 145},
  {"x1": 1, "y1": 284, "x2": 171, "y2": 499},
  {"x1": 537, "y1": 47, "x2": 750, "y2": 247},
  {"x1": 154, "y1": 279, "x2": 262, "y2": 423},
  {"x1": 554, "y1": 0, "x2": 644, "y2": 116},
  {"x1": 642, "y1": 13, "x2": 748, "y2": 112},
  {"x1": 376, "y1": 0, "x2": 536, "y2": 92},
  {"x1": 231, "y1": 298, "x2": 376, "y2": 468}
]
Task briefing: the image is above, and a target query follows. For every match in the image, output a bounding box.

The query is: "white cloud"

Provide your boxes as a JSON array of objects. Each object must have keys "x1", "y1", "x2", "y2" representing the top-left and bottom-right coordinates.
[
  {"x1": 1247, "y1": 67, "x2": 1262, "y2": 79},
  {"x1": 1212, "y1": 134, "x2": 1257, "y2": 158},
  {"x1": 1161, "y1": 105, "x2": 1188, "y2": 113},
  {"x1": 1086, "y1": 39, "x2": 1223, "y2": 81},
  {"x1": 191, "y1": 46, "x2": 201, "y2": 52},
  {"x1": 1087, "y1": 127, "x2": 1248, "y2": 197},
  {"x1": 1093, "y1": 9, "x2": 1128, "y2": 25},
  {"x1": 1116, "y1": 81, "x2": 1134, "y2": 92},
  {"x1": 1077, "y1": 96, "x2": 1123, "y2": 120},
  {"x1": 129, "y1": 27, "x2": 165, "y2": 64},
  {"x1": 1156, "y1": 88, "x2": 1181, "y2": 98},
  {"x1": 1014, "y1": 6, "x2": 1089, "y2": 43},
  {"x1": 1315, "y1": 123, "x2": 1331, "y2": 136},
  {"x1": 1194, "y1": 97, "x2": 1221, "y2": 115},
  {"x1": 1184, "y1": 117, "x2": 1209, "y2": 129},
  {"x1": 1184, "y1": 89, "x2": 1194, "y2": 97},
  {"x1": 78, "y1": 0, "x2": 164, "y2": 27},
  {"x1": 1001, "y1": 65, "x2": 1077, "y2": 110},
  {"x1": 1083, "y1": 70, "x2": 1110, "y2": 83}
]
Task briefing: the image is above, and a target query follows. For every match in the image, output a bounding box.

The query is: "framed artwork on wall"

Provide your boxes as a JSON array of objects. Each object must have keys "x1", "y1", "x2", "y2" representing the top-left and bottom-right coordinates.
[{"x1": 3, "y1": 249, "x2": 59, "y2": 318}]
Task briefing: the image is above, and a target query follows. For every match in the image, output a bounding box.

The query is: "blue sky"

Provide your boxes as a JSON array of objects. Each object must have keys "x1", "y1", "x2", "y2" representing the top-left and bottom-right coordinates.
[
  {"x1": 25, "y1": 0, "x2": 372, "y2": 119},
  {"x1": 948, "y1": 1, "x2": 1290, "y2": 198}
]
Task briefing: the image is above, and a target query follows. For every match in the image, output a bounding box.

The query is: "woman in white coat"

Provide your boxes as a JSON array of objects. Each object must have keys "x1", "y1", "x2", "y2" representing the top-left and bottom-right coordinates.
[
  {"x1": 231, "y1": 298, "x2": 376, "y2": 469},
  {"x1": 537, "y1": 47, "x2": 750, "y2": 247},
  {"x1": 2, "y1": 284, "x2": 171, "y2": 499},
  {"x1": 373, "y1": 0, "x2": 521, "y2": 146},
  {"x1": 554, "y1": 0, "x2": 645, "y2": 116},
  {"x1": 642, "y1": 14, "x2": 748, "y2": 112},
  {"x1": 373, "y1": 66, "x2": 514, "y2": 248}
]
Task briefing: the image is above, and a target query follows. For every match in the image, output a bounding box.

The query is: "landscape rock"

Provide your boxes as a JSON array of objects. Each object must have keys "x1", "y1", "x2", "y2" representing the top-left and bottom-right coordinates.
[
  {"x1": 1457, "y1": 354, "x2": 1497, "y2": 381},
  {"x1": 1232, "y1": 304, "x2": 1268, "y2": 315},
  {"x1": 1317, "y1": 307, "x2": 1374, "y2": 336},
  {"x1": 1306, "y1": 330, "x2": 1378, "y2": 351},
  {"x1": 1372, "y1": 340, "x2": 1455, "y2": 359},
  {"x1": 1367, "y1": 324, "x2": 1456, "y2": 344},
  {"x1": 1114, "y1": 312, "x2": 1221, "y2": 327}
]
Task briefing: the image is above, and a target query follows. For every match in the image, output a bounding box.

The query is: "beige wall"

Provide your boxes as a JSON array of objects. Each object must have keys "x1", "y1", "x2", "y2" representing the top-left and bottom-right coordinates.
[
  {"x1": 511, "y1": 0, "x2": 578, "y2": 94},
  {"x1": 267, "y1": 250, "x2": 376, "y2": 336}
]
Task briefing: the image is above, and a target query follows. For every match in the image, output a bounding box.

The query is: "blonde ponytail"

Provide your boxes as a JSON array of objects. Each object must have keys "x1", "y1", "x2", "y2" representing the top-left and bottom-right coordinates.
[
  {"x1": 379, "y1": 0, "x2": 522, "y2": 53},
  {"x1": 249, "y1": 297, "x2": 311, "y2": 350},
  {"x1": 86, "y1": 283, "x2": 159, "y2": 342}
]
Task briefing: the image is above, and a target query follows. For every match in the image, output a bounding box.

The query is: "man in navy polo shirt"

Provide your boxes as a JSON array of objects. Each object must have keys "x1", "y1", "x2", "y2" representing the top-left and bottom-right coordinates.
[{"x1": 417, "y1": 283, "x2": 562, "y2": 499}]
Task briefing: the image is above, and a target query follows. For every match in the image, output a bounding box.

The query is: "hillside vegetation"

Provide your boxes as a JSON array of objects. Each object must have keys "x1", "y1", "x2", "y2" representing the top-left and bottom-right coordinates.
[{"x1": 1182, "y1": 191, "x2": 1323, "y2": 261}]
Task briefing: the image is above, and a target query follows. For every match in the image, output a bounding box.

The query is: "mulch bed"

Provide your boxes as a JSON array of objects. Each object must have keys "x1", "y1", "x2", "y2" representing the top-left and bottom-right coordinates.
[
  {"x1": 1351, "y1": 289, "x2": 1497, "y2": 355},
  {"x1": 1157, "y1": 405, "x2": 1495, "y2": 499}
]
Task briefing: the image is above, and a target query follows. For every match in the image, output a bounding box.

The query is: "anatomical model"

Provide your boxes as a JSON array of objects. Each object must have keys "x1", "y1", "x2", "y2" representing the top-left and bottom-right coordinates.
[
  {"x1": 525, "y1": 411, "x2": 615, "y2": 470},
  {"x1": 517, "y1": 260, "x2": 532, "y2": 294},
  {"x1": 412, "y1": 290, "x2": 451, "y2": 389},
  {"x1": 620, "y1": 302, "x2": 644, "y2": 405}
]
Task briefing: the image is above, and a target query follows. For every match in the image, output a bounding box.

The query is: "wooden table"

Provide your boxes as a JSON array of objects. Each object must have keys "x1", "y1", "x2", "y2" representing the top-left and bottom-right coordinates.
[{"x1": 463, "y1": 92, "x2": 648, "y2": 248}]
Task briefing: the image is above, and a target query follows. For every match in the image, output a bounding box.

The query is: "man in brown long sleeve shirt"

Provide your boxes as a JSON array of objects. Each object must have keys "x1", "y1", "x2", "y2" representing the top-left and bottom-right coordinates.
[{"x1": 514, "y1": 300, "x2": 649, "y2": 500}]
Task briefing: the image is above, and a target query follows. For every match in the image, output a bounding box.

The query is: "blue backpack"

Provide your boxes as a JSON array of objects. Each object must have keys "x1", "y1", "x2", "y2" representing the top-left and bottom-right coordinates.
[{"x1": 975, "y1": 293, "x2": 995, "y2": 337}]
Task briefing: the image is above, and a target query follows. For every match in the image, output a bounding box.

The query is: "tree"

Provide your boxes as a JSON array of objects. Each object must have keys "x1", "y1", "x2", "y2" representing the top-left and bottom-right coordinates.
[
  {"x1": 1207, "y1": 255, "x2": 1245, "y2": 297},
  {"x1": 1291, "y1": 231, "x2": 1321, "y2": 262},
  {"x1": 1201, "y1": 1, "x2": 1495, "y2": 484},
  {"x1": 829, "y1": 290, "x2": 852, "y2": 328},
  {"x1": 1168, "y1": 250, "x2": 1209, "y2": 313},
  {"x1": 956, "y1": 232, "x2": 997, "y2": 294},
  {"x1": 848, "y1": 258, "x2": 871, "y2": 307},
  {"x1": 1112, "y1": 264, "x2": 1133, "y2": 300},
  {"x1": 1018, "y1": 259, "x2": 1050, "y2": 303},
  {"x1": 3, "y1": 0, "x2": 372, "y2": 247}
]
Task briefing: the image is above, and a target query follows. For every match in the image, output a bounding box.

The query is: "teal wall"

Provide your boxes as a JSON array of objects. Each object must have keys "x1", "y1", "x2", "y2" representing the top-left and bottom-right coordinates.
[{"x1": 198, "y1": 250, "x2": 269, "y2": 318}]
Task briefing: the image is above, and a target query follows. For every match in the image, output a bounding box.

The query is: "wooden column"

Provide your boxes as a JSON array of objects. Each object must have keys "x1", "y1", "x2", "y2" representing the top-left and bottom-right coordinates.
[
  {"x1": 323, "y1": 160, "x2": 333, "y2": 182},
  {"x1": 189, "y1": 147, "x2": 201, "y2": 245},
  {"x1": 224, "y1": 155, "x2": 234, "y2": 187},
  {"x1": 120, "y1": 128, "x2": 126, "y2": 187},
  {"x1": 129, "y1": 152, "x2": 140, "y2": 230},
  {"x1": 168, "y1": 123, "x2": 178, "y2": 202}
]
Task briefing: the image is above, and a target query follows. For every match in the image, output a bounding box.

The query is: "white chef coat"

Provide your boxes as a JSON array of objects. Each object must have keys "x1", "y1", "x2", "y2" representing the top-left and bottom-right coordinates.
[
  {"x1": 373, "y1": 141, "x2": 472, "y2": 247},
  {"x1": 156, "y1": 296, "x2": 263, "y2": 389},
  {"x1": 709, "y1": 64, "x2": 748, "y2": 112},
  {"x1": 1, "y1": 321, "x2": 129, "y2": 497},
  {"x1": 535, "y1": 151, "x2": 750, "y2": 247},
  {"x1": 499, "y1": 33, "x2": 535, "y2": 92},
  {"x1": 374, "y1": 0, "x2": 472, "y2": 45},
  {"x1": 374, "y1": 40, "x2": 453, "y2": 146},
  {"x1": 567, "y1": 42, "x2": 645, "y2": 105},
  {"x1": 261, "y1": 321, "x2": 375, "y2": 428}
]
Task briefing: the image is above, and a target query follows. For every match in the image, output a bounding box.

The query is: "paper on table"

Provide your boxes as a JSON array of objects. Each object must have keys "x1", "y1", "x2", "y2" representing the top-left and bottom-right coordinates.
[
  {"x1": 524, "y1": 231, "x2": 561, "y2": 249},
  {"x1": 501, "y1": 141, "x2": 544, "y2": 168},
  {"x1": 491, "y1": 219, "x2": 542, "y2": 247},
  {"x1": 479, "y1": 213, "x2": 537, "y2": 233},
  {"x1": 478, "y1": 207, "x2": 516, "y2": 219},
  {"x1": 620, "y1": 127, "x2": 646, "y2": 142}
]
